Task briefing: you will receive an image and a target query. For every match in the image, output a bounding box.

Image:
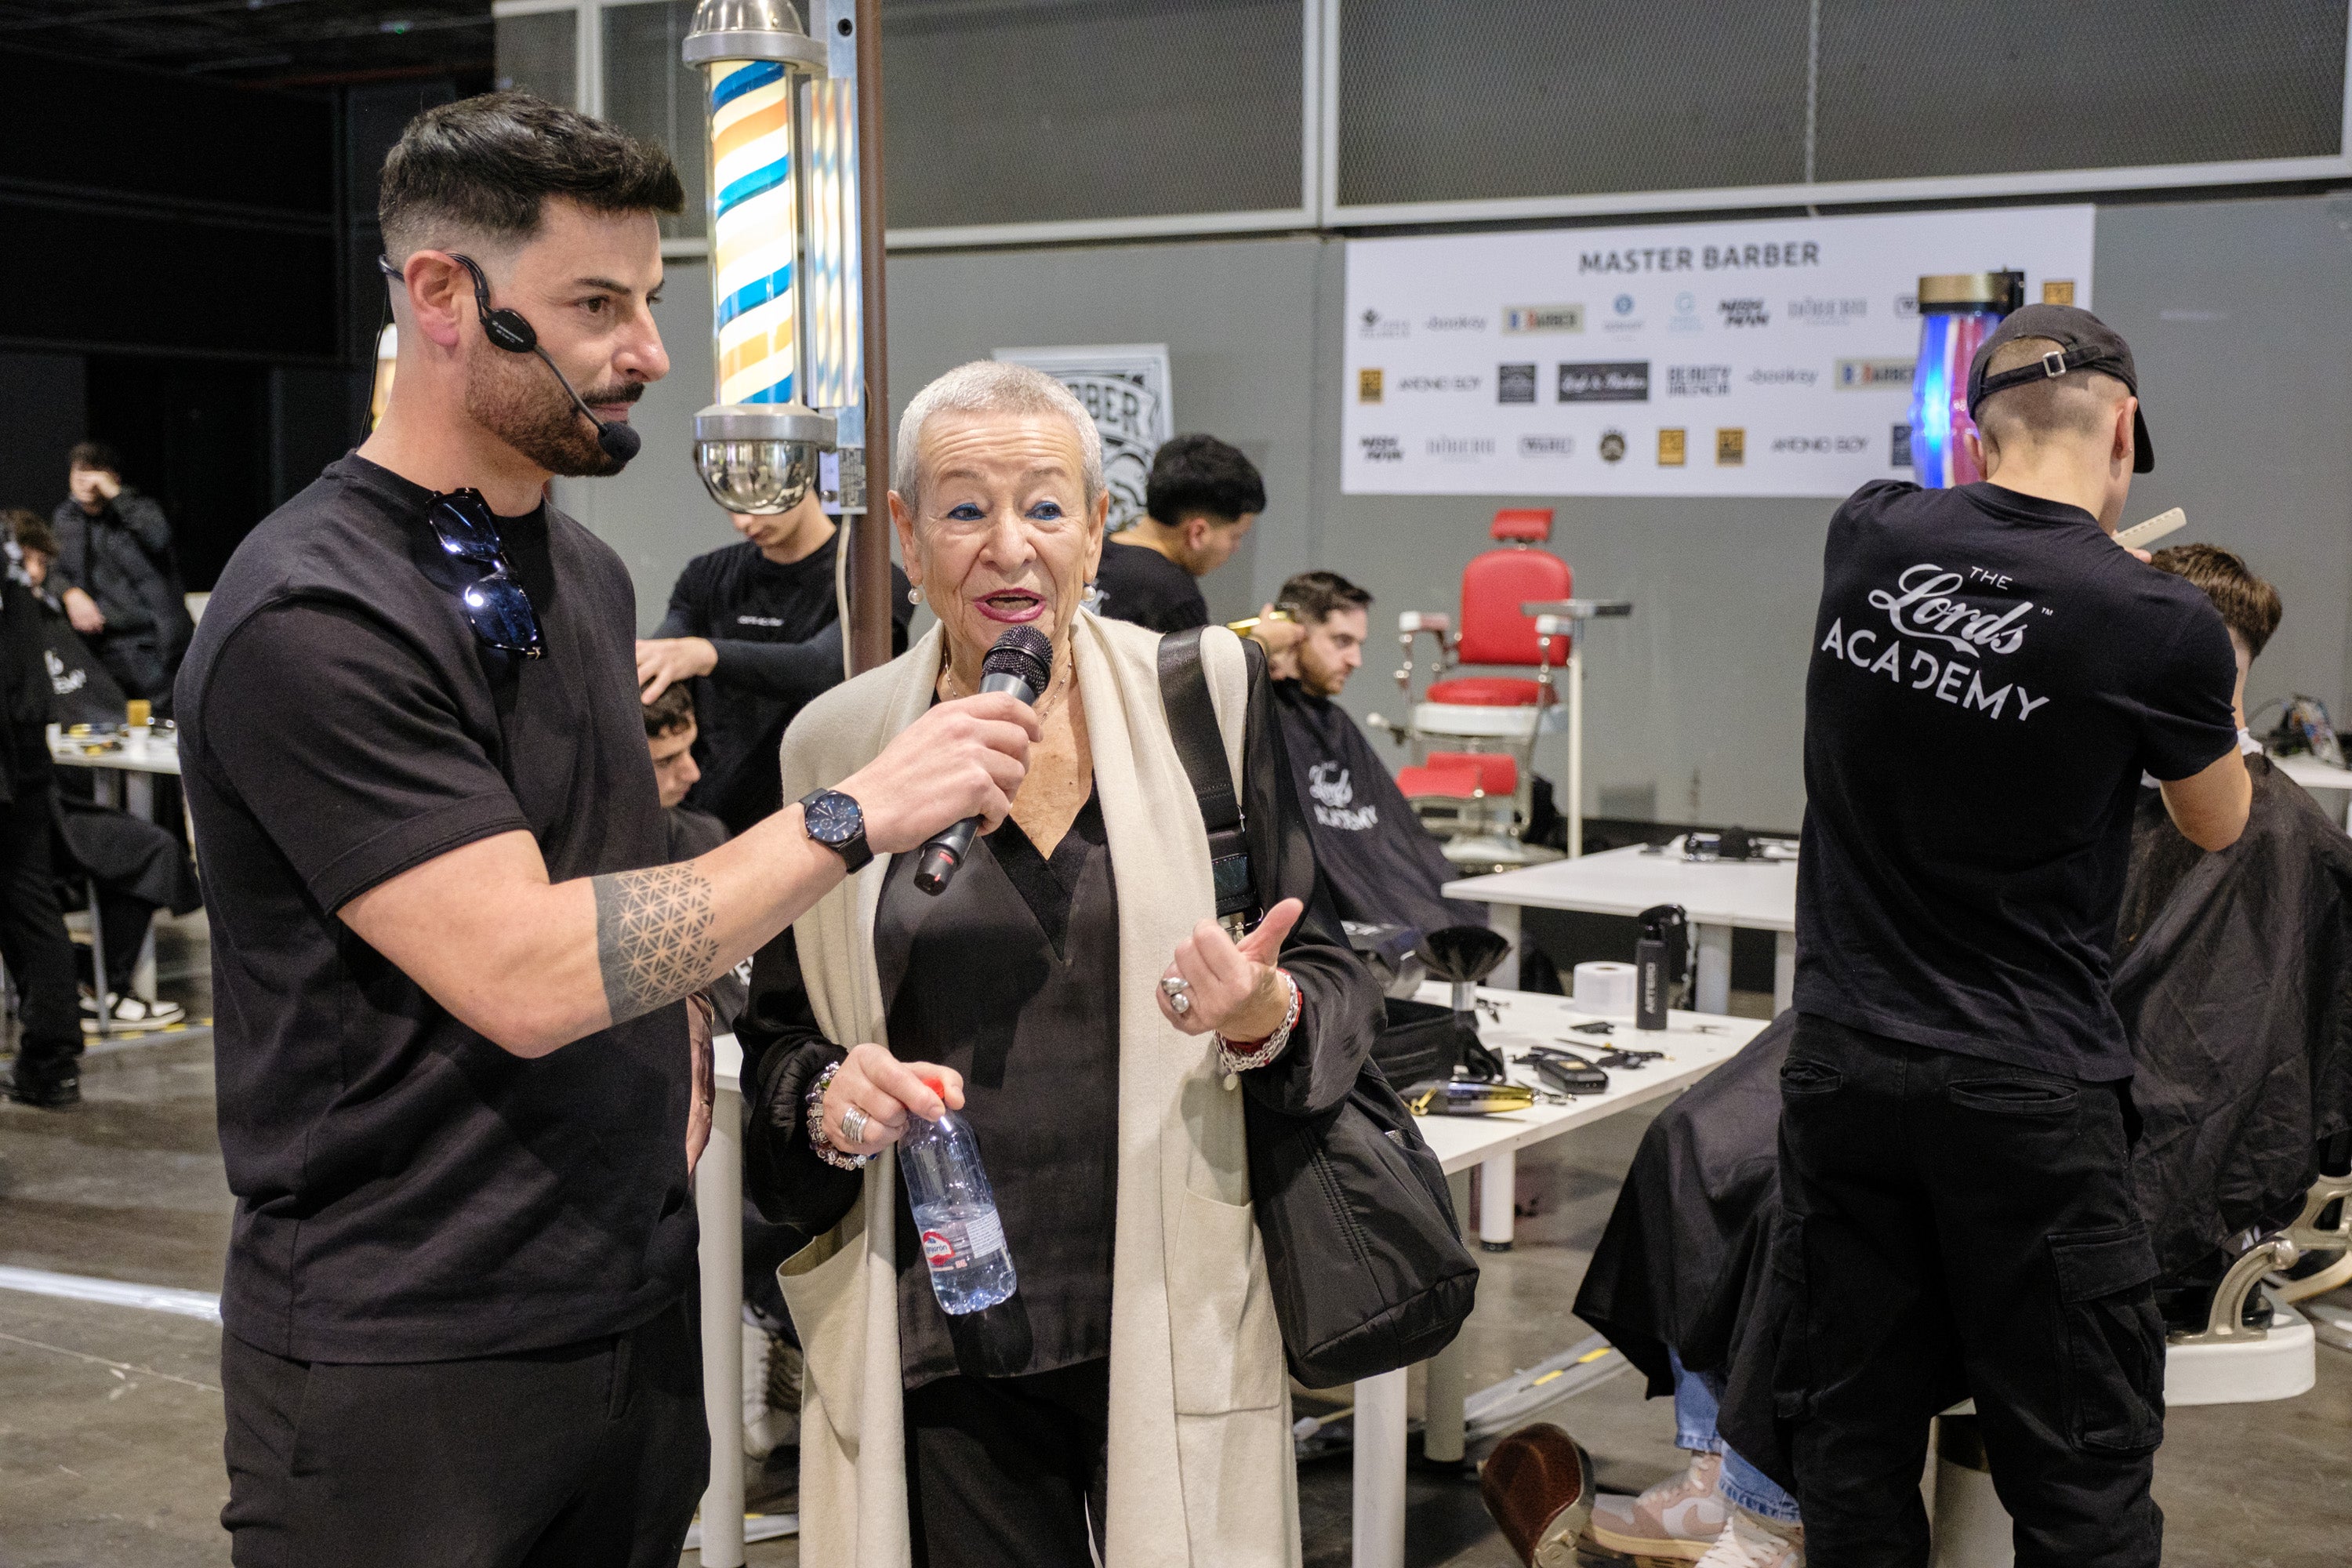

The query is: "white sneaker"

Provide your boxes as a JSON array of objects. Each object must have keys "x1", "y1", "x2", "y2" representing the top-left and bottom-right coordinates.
[
  {"x1": 1583, "y1": 1450, "x2": 1730, "y2": 1560},
  {"x1": 80, "y1": 991, "x2": 187, "y2": 1034},
  {"x1": 1693, "y1": 1508, "x2": 1805, "y2": 1568}
]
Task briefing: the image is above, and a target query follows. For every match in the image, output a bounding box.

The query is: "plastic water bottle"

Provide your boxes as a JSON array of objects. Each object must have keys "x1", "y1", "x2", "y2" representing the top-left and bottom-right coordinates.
[{"x1": 900, "y1": 1076, "x2": 1017, "y2": 1315}]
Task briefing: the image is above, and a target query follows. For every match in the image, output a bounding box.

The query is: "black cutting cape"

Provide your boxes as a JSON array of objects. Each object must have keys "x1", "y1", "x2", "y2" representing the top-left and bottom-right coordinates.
[{"x1": 1575, "y1": 757, "x2": 2352, "y2": 1485}]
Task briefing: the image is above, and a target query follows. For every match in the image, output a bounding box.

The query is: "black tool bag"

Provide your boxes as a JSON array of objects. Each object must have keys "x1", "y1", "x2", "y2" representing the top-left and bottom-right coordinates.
[{"x1": 1157, "y1": 629, "x2": 1478, "y2": 1387}]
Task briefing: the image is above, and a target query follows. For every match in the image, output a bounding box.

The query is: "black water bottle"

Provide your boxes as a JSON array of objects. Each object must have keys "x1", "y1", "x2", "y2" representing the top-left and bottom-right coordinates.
[{"x1": 1635, "y1": 903, "x2": 1687, "y2": 1032}]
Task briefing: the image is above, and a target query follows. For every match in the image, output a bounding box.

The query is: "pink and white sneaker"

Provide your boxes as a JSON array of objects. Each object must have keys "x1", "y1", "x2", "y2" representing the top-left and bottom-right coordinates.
[
  {"x1": 1693, "y1": 1509, "x2": 1805, "y2": 1568},
  {"x1": 1582, "y1": 1450, "x2": 1731, "y2": 1561}
]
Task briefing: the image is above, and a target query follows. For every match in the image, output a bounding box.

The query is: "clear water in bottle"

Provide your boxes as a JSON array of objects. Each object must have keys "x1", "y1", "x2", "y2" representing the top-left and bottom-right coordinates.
[{"x1": 899, "y1": 1081, "x2": 1017, "y2": 1315}]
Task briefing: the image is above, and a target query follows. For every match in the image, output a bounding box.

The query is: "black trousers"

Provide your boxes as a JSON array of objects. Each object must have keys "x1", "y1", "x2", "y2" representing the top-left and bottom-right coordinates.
[
  {"x1": 1775, "y1": 1014, "x2": 2164, "y2": 1568},
  {"x1": 905, "y1": 1358, "x2": 1109, "y2": 1568},
  {"x1": 220, "y1": 1297, "x2": 707, "y2": 1568},
  {"x1": 1, "y1": 782, "x2": 82, "y2": 1080}
]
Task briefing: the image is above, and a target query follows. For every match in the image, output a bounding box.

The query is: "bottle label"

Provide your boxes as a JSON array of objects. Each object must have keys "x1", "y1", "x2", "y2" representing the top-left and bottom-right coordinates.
[{"x1": 920, "y1": 1207, "x2": 1006, "y2": 1270}]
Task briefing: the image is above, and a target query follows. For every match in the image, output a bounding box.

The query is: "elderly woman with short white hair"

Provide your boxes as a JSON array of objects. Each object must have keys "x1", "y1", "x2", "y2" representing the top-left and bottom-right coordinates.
[{"x1": 740, "y1": 361, "x2": 1376, "y2": 1568}]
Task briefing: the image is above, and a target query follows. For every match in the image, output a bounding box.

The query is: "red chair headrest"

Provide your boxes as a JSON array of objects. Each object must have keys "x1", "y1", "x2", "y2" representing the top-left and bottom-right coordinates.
[{"x1": 1491, "y1": 509, "x2": 1554, "y2": 543}]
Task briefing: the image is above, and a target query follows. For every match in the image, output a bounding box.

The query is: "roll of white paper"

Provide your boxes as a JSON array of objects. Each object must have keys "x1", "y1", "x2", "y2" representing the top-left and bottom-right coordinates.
[{"x1": 1573, "y1": 960, "x2": 1637, "y2": 1017}]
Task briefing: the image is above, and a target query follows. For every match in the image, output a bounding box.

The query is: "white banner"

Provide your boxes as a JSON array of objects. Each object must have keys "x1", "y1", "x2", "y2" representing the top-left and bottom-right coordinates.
[
  {"x1": 1341, "y1": 207, "x2": 2096, "y2": 498},
  {"x1": 994, "y1": 343, "x2": 1173, "y2": 529}
]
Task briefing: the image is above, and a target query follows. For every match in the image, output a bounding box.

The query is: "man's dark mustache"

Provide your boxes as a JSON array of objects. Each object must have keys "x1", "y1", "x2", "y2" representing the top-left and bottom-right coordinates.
[{"x1": 574, "y1": 381, "x2": 645, "y2": 406}]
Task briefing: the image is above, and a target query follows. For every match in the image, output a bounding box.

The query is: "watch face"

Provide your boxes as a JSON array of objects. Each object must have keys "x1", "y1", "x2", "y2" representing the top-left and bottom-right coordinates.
[{"x1": 805, "y1": 791, "x2": 862, "y2": 846}]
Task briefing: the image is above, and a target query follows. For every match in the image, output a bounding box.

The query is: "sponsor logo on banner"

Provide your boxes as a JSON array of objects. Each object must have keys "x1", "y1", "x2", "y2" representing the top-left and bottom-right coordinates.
[
  {"x1": 1503, "y1": 304, "x2": 1585, "y2": 333},
  {"x1": 1747, "y1": 366, "x2": 1819, "y2": 387},
  {"x1": 1604, "y1": 293, "x2": 1645, "y2": 332},
  {"x1": 1719, "y1": 298, "x2": 1770, "y2": 328},
  {"x1": 1771, "y1": 434, "x2": 1871, "y2": 454},
  {"x1": 1427, "y1": 435, "x2": 1495, "y2": 460},
  {"x1": 1425, "y1": 313, "x2": 1488, "y2": 332},
  {"x1": 1890, "y1": 423, "x2": 1913, "y2": 469},
  {"x1": 1497, "y1": 364, "x2": 1537, "y2": 404},
  {"x1": 1599, "y1": 429, "x2": 1628, "y2": 463},
  {"x1": 1670, "y1": 291, "x2": 1705, "y2": 333},
  {"x1": 1358, "y1": 308, "x2": 1409, "y2": 340},
  {"x1": 2042, "y1": 280, "x2": 2076, "y2": 305},
  {"x1": 1519, "y1": 434, "x2": 1576, "y2": 457},
  {"x1": 1358, "y1": 368, "x2": 1384, "y2": 404},
  {"x1": 1397, "y1": 372, "x2": 1483, "y2": 394},
  {"x1": 1667, "y1": 364, "x2": 1732, "y2": 397},
  {"x1": 1894, "y1": 293, "x2": 1919, "y2": 320},
  {"x1": 1787, "y1": 296, "x2": 1867, "y2": 325},
  {"x1": 1557, "y1": 361, "x2": 1651, "y2": 401},
  {"x1": 1836, "y1": 358, "x2": 1914, "y2": 389},
  {"x1": 1715, "y1": 428, "x2": 1746, "y2": 466},
  {"x1": 1359, "y1": 434, "x2": 1403, "y2": 463},
  {"x1": 1657, "y1": 428, "x2": 1687, "y2": 466}
]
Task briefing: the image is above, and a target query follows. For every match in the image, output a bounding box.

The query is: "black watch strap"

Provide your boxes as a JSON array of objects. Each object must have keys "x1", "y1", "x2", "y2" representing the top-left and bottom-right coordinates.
[{"x1": 799, "y1": 789, "x2": 873, "y2": 873}]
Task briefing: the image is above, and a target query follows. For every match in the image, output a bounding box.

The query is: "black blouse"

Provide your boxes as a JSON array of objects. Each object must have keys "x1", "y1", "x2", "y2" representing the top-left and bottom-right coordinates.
[{"x1": 740, "y1": 644, "x2": 1381, "y2": 1388}]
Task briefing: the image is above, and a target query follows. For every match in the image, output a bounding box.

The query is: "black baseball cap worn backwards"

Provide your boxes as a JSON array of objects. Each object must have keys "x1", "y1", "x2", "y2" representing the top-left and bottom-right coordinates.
[{"x1": 1966, "y1": 303, "x2": 2154, "y2": 474}]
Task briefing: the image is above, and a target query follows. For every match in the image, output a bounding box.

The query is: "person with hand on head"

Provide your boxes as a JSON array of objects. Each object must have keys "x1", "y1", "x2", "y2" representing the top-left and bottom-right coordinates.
[
  {"x1": 1769, "y1": 305, "x2": 2247, "y2": 1568},
  {"x1": 174, "y1": 94, "x2": 1036, "y2": 1568},
  {"x1": 739, "y1": 361, "x2": 1377, "y2": 1568},
  {"x1": 1090, "y1": 432, "x2": 1265, "y2": 633},
  {"x1": 635, "y1": 485, "x2": 911, "y2": 834},
  {"x1": 49, "y1": 441, "x2": 194, "y2": 708}
]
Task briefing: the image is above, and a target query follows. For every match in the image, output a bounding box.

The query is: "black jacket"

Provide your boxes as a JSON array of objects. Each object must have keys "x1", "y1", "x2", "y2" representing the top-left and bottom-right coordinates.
[
  {"x1": 49, "y1": 490, "x2": 194, "y2": 662},
  {"x1": 0, "y1": 578, "x2": 53, "y2": 808}
]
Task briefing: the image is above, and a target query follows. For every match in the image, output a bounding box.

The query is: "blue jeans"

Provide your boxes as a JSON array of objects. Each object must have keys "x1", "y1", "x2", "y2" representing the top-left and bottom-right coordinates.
[{"x1": 1672, "y1": 1350, "x2": 1802, "y2": 1525}]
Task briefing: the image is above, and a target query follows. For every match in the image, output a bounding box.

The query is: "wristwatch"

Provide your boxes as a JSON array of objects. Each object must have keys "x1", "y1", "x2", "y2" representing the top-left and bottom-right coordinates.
[{"x1": 798, "y1": 789, "x2": 873, "y2": 873}]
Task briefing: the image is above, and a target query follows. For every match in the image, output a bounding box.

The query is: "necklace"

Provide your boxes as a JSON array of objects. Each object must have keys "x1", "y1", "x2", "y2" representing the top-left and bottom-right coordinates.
[{"x1": 938, "y1": 648, "x2": 1071, "y2": 722}]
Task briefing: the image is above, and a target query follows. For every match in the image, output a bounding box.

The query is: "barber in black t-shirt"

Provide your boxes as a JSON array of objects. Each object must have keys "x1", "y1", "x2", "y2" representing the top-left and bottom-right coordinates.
[
  {"x1": 634, "y1": 488, "x2": 911, "y2": 834},
  {"x1": 1091, "y1": 432, "x2": 1264, "y2": 633},
  {"x1": 1774, "y1": 307, "x2": 2247, "y2": 1566},
  {"x1": 176, "y1": 95, "x2": 1035, "y2": 1568}
]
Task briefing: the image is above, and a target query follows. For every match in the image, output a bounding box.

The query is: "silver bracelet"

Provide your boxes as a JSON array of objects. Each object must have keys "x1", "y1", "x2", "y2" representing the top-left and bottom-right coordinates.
[
  {"x1": 804, "y1": 1058, "x2": 871, "y2": 1171},
  {"x1": 1217, "y1": 968, "x2": 1301, "y2": 1076}
]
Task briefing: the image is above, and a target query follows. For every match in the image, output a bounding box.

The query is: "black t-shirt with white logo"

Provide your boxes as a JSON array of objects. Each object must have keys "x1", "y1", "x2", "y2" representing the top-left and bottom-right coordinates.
[
  {"x1": 1795, "y1": 480, "x2": 2238, "y2": 1081},
  {"x1": 1091, "y1": 537, "x2": 1208, "y2": 634},
  {"x1": 177, "y1": 455, "x2": 698, "y2": 1363}
]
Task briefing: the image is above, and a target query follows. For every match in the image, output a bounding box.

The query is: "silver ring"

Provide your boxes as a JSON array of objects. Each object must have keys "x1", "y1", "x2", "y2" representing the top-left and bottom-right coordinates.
[
  {"x1": 837, "y1": 1105, "x2": 869, "y2": 1146},
  {"x1": 1170, "y1": 991, "x2": 1192, "y2": 1016},
  {"x1": 1161, "y1": 975, "x2": 1190, "y2": 997}
]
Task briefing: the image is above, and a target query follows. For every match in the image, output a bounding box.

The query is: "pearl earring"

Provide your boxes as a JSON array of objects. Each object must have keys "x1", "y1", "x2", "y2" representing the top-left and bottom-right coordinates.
[{"x1": 907, "y1": 586, "x2": 923, "y2": 605}]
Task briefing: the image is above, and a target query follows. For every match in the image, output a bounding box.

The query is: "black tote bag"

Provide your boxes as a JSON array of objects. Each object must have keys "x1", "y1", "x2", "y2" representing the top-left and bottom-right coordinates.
[{"x1": 1157, "y1": 629, "x2": 1478, "y2": 1387}]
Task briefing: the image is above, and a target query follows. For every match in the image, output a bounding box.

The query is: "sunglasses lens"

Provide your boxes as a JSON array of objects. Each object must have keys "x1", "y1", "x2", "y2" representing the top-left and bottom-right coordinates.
[
  {"x1": 463, "y1": 575, "x2": 542, "y2": 653},
  {"x1": 429, "y1": 495, "x2": 503, "y2": 562}
]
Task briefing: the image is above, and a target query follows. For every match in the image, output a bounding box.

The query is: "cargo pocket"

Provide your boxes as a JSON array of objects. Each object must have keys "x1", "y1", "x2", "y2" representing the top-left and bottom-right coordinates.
[
  {"x1": 1169, "y1": 1189, "x2": 1284, "y2": 1415},
  {"x1": 2049, "y1": 1225, "x2": 2165, "y2": 1456},
  {"x1": 1766, "y1": 1212, "x2": 1815, "y2": 1422}
]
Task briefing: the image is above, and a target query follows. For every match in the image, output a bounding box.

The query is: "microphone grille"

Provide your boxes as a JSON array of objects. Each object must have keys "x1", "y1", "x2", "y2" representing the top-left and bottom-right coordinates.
[{"x1": 982, "y1": 624, "x2": 1055, "y2": 690}]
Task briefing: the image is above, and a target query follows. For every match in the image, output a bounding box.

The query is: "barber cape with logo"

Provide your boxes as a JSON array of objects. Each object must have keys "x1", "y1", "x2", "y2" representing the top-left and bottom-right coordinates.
[{"x1": 1816, "y1": 562, "x2": 2053, "y2": 724}]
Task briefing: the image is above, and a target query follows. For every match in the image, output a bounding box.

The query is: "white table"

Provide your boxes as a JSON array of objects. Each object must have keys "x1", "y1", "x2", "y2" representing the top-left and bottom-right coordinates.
[
  {"x1": 1351, "y1": 985, "x2": 1766, "y2": 1568},
  {"x1": 45, "y1": 723, "x2": 183, "y2": 1007},
  {"x1": 1445, "y1": 838, "x2": 1798, "y2": 1015},
  {"x1": 2274, "y1": 751, "x2": 2352, "y2": 830}
]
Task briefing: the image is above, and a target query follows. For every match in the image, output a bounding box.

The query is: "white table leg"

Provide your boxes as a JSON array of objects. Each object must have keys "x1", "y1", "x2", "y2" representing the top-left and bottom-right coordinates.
[
  {"x1": 1486, "y1": 902, "x2": 1522, "y2": 989},
  {"x1": 1479, "y1": 1149, "x2": 1515, "y2": 1250},
  {"x1": 1694, "y1": 923, "x2": 1733, "y2": 1014},
  {"x1": 125, "y1": 770, "x2": 154, "y2": 822},
  {"x1": 1422, "y1": 1171, "x2": 1472, "y2": 1465},
  {"x1": 1351, "y1": 1367, "x2": 1409, "y2": 1568},
  {"x1": 131, "y1": 926, "x2": 158, "y2": 1005},
  {"x1": 696, "y1": 1085, "x2": 746, "y2": 1568},
  {"x1": 1772, "y1": 930, "x2": 1795, "y2": 1017}
]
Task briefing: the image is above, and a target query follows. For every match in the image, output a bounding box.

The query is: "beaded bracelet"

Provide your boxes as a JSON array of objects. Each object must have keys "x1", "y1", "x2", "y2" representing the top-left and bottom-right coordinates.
[
  {"x1": 1216, "y1": 967, "x2": 1301, "y2": 1076},
  {"x1": 804, "y1": 1058, "x2": 871, "y2": 1171}
]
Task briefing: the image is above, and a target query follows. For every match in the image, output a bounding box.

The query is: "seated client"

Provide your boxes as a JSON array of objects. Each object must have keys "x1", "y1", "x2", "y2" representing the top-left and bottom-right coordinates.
[{"x1": 739, "y1": 361, "x2": 1377, "y2": 1568}]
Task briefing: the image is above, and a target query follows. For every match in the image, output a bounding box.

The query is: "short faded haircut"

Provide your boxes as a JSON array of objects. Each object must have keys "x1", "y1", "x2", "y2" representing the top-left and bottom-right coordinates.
[
  {"x1": 379, "y1": 91, "x2": 683, "y2": 263},
  {"x1": 1974, "y1": 336, "x2": 2131, "y2": 456},
  {"x1": 2150, "y1": 543, "x2": 2283, "y2": 659},
  {"x1": 1279, "y1": 568, "x2": 1373, "y2": 626},
  {"x1": 892, "y1": 361, "x2": 1105, "y2": 517}
]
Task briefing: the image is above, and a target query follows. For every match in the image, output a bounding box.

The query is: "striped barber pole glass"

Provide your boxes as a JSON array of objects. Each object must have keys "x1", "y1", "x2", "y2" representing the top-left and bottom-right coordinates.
[
  {"x1": 710, "y1": 60, "x2": 798, "y2": 408},
  {"x1": 1908, "y1": 306, "x2": 2002, "y2": 488}
]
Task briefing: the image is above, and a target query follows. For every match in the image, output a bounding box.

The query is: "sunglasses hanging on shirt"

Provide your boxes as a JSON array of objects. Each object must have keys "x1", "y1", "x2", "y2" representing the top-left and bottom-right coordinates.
[{"x1": 426, "y1": 488, "x2": 543, "y2": 658}]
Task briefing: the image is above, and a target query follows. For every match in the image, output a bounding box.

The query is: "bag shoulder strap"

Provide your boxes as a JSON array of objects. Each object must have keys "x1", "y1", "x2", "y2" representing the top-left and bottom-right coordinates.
[{"x1": 1157, "y1": 626, "x2": 1257, "y2": 923}]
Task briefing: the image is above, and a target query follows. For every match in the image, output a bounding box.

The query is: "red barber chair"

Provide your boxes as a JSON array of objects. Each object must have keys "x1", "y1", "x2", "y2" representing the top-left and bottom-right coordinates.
[{"x1": 1390, "y1": 510, "x2": 1570, "y2": 866}]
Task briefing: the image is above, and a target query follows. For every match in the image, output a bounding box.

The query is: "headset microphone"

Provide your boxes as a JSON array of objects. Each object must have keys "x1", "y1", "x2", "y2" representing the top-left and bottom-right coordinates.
[{"x1": 400, "y1": 253, "x2": 643, "y2": 464}]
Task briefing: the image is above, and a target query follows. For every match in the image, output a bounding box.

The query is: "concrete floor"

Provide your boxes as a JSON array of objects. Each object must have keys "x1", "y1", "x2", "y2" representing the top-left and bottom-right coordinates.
[{"x1": 6, "y1": 948, "x2": 2350, "y2": 1566}]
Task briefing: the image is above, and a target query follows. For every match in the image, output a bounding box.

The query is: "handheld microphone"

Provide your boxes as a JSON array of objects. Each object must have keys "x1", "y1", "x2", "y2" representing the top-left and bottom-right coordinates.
[{"x1": 914, "y1": 625, "x2": 1055, "y2": 896}]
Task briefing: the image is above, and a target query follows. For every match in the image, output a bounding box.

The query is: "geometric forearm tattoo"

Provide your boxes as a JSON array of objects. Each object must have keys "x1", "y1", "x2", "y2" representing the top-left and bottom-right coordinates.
[{"x1": 590, "y1": 864, "x2": 720, "y2": 1026}]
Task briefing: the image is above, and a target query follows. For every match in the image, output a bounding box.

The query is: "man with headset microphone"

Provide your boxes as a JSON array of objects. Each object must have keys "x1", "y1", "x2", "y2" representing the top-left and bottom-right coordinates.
[{"x1": 175, "y1": 94, "x2": 1036, "y2": 1568}]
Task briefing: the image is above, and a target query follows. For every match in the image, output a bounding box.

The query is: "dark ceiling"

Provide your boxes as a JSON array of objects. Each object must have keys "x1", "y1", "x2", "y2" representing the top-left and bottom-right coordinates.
[{"x1": 0, "y1": 0, "x2": 493, "y2": 90}]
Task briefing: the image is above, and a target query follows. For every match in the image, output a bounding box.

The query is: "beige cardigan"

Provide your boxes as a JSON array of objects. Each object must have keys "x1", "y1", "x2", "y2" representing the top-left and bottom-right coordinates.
[{"x1": 772, "y1": 611, "x2": 1301, "y2": 1568}]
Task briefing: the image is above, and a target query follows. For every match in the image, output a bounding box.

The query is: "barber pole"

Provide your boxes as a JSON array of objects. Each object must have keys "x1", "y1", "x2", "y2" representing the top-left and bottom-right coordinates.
[{"x1": 1909, "y1": 270, "x2": 2022, "y2": 489}]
